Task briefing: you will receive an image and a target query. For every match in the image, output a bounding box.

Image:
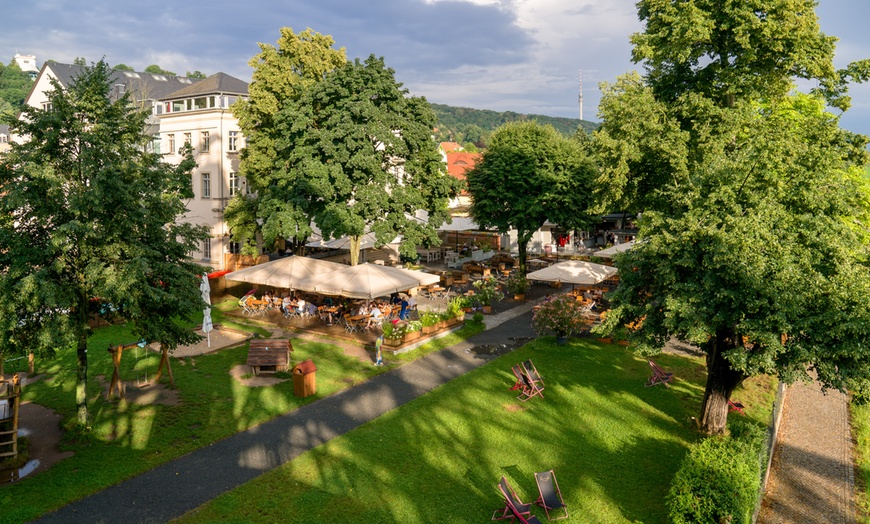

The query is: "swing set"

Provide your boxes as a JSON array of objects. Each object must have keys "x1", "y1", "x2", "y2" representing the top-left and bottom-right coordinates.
[{"x1": 106, "y1": 340, "x2": 175, "y2": 400}]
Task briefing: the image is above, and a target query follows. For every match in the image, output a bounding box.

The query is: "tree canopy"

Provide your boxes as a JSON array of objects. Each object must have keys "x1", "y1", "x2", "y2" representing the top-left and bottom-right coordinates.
[
  {"x1": 230, "y1": 28, "x2": 459, "y2": 263},
  {"x1": 466, "y1": 121, "x2": 597, "y2": 276},
  {"x1": 0, "y1": 60, "x2": 208, "y2": 426},
  {"x1": 144, "y1": 64, "x2": 176, "y2": 76},
  {"x1": 596, "y1": 0, "x2": 870, "y2": 434},
  {"x1": 0, "y1": 60, "x2": 34, "y2": 116}
]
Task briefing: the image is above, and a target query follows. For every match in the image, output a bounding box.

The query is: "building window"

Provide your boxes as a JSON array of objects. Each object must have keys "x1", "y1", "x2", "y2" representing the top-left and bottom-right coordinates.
[
  {"x1": 228, "y1": 131, "x2": 239, "y2": 152},
  {"x1": 201, "y1": 131, "x2": 210, "y2": 152},
  {"x1": 183, "y1": 132, "x2": 191, "y2": 146},
  {"x1": 229, "y1": 241, "x2": 241, "y2": 255},
  {"x1": 229, "y1": 172, "x2": 240, "y2": 196},
  {"x1": 150, "y1": 134, "x2": 161, "y2": 154},
  {"x1": 167, "y1": 134, "x2": 175, "y2": 154},
  {"x1": 201, "y1": 173, "x2": 211, "y2": 198},
  {"x1": 0, "y1": 135, "x2": 7, "y2": 144},
  {"x1": 202, "y1": 237, "x2": 212, "y2": 261}
]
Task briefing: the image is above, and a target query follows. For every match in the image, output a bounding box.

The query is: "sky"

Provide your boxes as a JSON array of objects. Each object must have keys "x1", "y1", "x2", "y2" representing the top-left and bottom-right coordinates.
[{"x1": 3, "y1": 0, "x2": 870, "y2": 136}]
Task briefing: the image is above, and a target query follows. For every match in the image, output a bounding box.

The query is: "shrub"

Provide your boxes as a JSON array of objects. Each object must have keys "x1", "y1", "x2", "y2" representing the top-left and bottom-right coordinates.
[
  {"x1": 472, "y1": 276, "x2": 504, "y2": 306},
  {"x1": 472, "y1": 312, "x2": 484, "y2": 323},
  {"x1": 505, "y1": 272, "x2": 531, "y2": 295},
  {"x1": 420, "y1": 312, "x2": 440, "y2": 327},
  {"x1": 531, "y1": 294, "x2": 587, "y2": 337},
  {"x1": 667, "y1": 421, "x2": 766, "y2": 524}
]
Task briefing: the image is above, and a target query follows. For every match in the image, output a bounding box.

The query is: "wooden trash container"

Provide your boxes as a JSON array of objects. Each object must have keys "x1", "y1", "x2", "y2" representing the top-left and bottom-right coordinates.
[{"x1": 292, "y1": 359, "x2": 317, "y2": 398}]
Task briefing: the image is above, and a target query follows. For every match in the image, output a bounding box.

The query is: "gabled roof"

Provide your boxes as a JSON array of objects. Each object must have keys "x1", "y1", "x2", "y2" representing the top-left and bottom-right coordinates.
[
  {"x1": 0, "y1": 124, "x2": 9, "y2": 135},
  {"x1": 31, "y1": 62, "x2": 199, "y2": 102},
  {"x1": 445, "y1": 151, "x2": 480, "y2": 181},
  {"x1": 161, "y1": 72, "x2": 248, "y2": 100}
]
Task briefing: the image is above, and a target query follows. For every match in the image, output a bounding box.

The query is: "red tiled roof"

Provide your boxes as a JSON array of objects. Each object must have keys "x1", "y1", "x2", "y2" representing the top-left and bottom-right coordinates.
[
  {"x1": 440, "y1": 141, "x2": 462, "y2": 153},
  {"x1": 446, "y1": 151, "x2": 480, "y2": 182}
]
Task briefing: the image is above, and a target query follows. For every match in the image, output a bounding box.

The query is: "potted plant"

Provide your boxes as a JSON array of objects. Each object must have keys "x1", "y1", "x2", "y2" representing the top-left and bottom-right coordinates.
[
  {"x1": 382, "y1": 322, "x2": 403, "y2": 347},
  {"x1": 472, "y1": 276, "x2": 504, "y2": 314},
  {"x1": 403, "y1": 320, "x2": 423, "y2": 342},
  {"x1": 420, "y1": 312, "x2": 440, "y2": 334},
  {"x1": 505, "y1": 273, "x2": 531, "y2": 300},
  {"x1": 446, "y1": 297, "x2": 465, "y2": 321},
  {"x1": 532, "y1": 294, "x2": 587, "y2": 344}
]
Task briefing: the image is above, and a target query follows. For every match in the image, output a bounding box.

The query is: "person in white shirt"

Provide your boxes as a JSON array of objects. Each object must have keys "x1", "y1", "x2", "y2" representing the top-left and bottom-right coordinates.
[{"x1": 367, "y1": 305, "x2": 383, "y2": 328}]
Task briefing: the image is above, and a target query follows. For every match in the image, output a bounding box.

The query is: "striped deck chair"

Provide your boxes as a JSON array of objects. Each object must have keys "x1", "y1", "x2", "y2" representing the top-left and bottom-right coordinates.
[
  {"x1": 522, "y1": 360, "x2": 544, "y2": 386},
  {"x1": 645, "y1": 359, "x2": 674, "y2": 388}
]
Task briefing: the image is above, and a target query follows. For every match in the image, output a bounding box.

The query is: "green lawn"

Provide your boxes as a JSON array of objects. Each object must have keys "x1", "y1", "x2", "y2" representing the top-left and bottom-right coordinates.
[
  {"x1": 174, "y1": 339, "x2": 774, "y2": 523},
  {"x1": 851, "y1": 402, "x2": 870, "y2": 522},
  {"x1": 0, "y1": 301, "x2": 482, "y2": 523}
]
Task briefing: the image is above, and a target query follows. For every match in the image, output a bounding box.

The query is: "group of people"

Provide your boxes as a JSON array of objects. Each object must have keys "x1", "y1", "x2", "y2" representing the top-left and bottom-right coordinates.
[{"x1": 240, "y1": 288, "x2": 417, "y2": 329}]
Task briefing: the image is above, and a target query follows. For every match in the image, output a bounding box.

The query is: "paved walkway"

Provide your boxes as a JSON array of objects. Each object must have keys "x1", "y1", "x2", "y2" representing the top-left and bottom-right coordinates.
[
  {"x1": 758, "y1": 379, "x2": 856, "y2": 524},
  {"x1": 34, "y1": 298, "x2": 541, "y2": 523}
]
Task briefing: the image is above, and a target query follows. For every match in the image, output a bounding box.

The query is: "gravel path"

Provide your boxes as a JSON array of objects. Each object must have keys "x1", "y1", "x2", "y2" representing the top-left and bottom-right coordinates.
[{"x1": 758, "y1": 379, "x2": 856, "y2": 524}]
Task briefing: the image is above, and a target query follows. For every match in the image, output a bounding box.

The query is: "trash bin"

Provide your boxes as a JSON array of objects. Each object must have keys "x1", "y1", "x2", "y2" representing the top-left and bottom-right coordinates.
[{"x1": 292, "y1": 359, "x2": 317, "y2": 398}]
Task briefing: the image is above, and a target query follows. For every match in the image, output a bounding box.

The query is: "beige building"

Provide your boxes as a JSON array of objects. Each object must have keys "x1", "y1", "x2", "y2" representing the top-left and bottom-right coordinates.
[
  {"x1": 156, "y1": 73, "x2": 249, "y2": 270},
  {"x1": 21, "y1": 63, "x2": 249, "y2": 271}
]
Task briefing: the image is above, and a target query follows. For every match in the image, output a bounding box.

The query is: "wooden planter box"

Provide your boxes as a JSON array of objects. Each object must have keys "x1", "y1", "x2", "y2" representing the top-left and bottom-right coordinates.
[
  {"x1": 404, "y1": 331, "x2": 421, "y2": 342},
  {"x1": 422, "y1": 325, "x2": 437, "y2": 334},
  {"x1": 385, "y1": 337, "x2": 403, "y2": 348}
]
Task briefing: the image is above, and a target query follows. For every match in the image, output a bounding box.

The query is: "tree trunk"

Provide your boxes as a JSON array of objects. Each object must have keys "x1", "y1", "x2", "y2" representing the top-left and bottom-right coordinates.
[
  {"x1": 349, "y1": 235, "x2": 361, "y2": 266},
  {"x1": 75, "y1": 337, "x2": 88, "y2": 428},
  {"x1": 516, "y1": 229, "x2": 534, "y2": 277},
  {"x1": 699, "y1": 329, "x2": 746, "y2": 435}
]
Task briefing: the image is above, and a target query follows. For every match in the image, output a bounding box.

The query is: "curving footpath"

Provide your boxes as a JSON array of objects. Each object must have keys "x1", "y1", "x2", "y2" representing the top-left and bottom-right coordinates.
[
  {"x1": 758, "y1": 379, "x2": 856, "y2": 524},
  {"x1": 33, "y1": 299, "x2": 542, "y2": 523}
]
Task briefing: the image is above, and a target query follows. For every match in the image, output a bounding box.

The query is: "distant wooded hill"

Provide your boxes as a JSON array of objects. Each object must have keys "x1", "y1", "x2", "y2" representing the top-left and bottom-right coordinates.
[{"x1": 431, "y1": 103, "x2": 598, "y2": 148}]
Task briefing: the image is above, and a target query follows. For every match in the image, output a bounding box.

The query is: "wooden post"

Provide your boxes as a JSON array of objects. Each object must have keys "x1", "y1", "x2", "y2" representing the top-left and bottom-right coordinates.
[
  {"x1": 154, "y1": 345, "x2": 175, "y2": 389},
  {"x1": 28, "y1": 352, "x2": 34, "y2": 376},
  {"x1": 105, "y1": 342, "x2": 143, "y2": 400}
]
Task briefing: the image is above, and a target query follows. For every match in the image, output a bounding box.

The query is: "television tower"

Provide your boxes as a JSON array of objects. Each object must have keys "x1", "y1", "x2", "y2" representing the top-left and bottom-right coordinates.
[{"x1": 578, "y1": 68, "x2": 583, "y2": 121}]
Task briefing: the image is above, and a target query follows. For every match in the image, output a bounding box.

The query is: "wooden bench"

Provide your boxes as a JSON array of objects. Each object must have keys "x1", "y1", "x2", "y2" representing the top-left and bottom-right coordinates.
[{"x1": 246, "y1": 339, "x2": 294, "y2": 375}]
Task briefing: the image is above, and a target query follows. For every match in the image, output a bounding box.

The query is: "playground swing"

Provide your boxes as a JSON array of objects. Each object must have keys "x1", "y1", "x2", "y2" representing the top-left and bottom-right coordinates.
[
  {"x1": 134, "y1": 341, "x2": 149, "y2": 387},
  {"x1": 106, "y1": 339, "x2": 153, "y2": 400}
]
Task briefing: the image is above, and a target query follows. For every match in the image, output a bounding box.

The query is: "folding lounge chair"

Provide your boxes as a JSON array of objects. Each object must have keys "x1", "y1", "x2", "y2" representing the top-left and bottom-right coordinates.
[
  {"x1": 522, "y1": 360, "x2": 544, "y2": 386},
  {"x1": 534, "y1": 469, "x2": 568, "y2": 520},
  {"x1": 728, "y1": 399, "x2": 746, "y2": 416},
  {"x1": 517, "y1": 370, "x2": 544, "y2": 402},
  {"x1": 493, "y1": 477, "x2": 533, "y2": 521},
  {"x1": 510, "y1": 364, "x2": 526, "y2": 391},
  {"x1": 645, "y1": 359, "x2": 674, "y2": 388}
]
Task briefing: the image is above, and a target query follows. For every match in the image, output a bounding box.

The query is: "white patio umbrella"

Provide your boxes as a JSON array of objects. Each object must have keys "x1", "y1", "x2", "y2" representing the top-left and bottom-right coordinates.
[
  {"x1": 200, "y1": 272, "x2": 213, "y2": 347},
  {"x1": 307, "y1": 263, "x2": 437, "y2": 300},
  {"x1": 595, "y1": 240, "x2": 637, "y2": 259},
  {"x1": 223, "y1": 256, "x2": 345, "y2": 291},
  {"x1": 305, "y1": 232, "x2": 402, "y2": 250},
  {"x1": 526, "y1": 260, "x2": 618, "y2": 286}
]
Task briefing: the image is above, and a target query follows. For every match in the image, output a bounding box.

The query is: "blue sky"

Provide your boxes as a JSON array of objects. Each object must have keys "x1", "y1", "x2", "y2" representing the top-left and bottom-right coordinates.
[{"x1": 3, "y1": 0, "x2": 870, "y2": 136}]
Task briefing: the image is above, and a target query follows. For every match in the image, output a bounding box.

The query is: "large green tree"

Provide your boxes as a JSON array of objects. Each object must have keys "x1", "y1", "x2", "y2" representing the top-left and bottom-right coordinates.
[
  {"x1": 465, "y1": 121, "x2": 597, "y2": 276},
  {"x1": 230, "y1": 29, "x2": 458, "y2": 263},
  {"x1": 0, "y1": 61, "x2": 208, "y2": 427},
  {"x1": 596, "y1": 0, "x2": 870, "y2": 434},
  {"x1": 0, "y1": 60, "x2": 34, "y2": 116},
  {"x1": 228, "y1": 27, "x2": 347, "y2": 255}
]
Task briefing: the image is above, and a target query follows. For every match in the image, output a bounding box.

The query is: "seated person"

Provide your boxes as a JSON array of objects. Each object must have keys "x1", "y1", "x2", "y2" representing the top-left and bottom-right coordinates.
[
  {"x1": 281, "y1": 295, "x2": 295, "y2": 315},
  {"x1": 367, "y1": 305, "x2": 383, "y2": 328},
  {"x1": 357, "y1": 303, "x2": 369, "y2": 317},
  {"x1": 296, "y1": 298, "x2": 306, "y2": 316},
  {"x1": 306, "y1": 302, "x2": 318, "y2": 317}
]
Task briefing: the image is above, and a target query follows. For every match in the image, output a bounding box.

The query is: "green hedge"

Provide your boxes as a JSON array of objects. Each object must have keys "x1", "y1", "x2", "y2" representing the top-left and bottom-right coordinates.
[{"x1": 667, "y1": 421, "x2": 766, "y2": 524}]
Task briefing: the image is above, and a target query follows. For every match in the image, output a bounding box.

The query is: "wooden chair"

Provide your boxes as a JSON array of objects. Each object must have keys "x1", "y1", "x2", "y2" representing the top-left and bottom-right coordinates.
[
  {"x1": 493, "y1": 477, "x2": 533, "y2": 521},
  {"x1": 534, "y1": 470, "x2": 568, "y2": 520},
  {"x1": 728, "y1": 400, "x2": 746, "y2": 415},
  {"x1": 645, "y1": 359, "x2": 674, "y2": 388}
]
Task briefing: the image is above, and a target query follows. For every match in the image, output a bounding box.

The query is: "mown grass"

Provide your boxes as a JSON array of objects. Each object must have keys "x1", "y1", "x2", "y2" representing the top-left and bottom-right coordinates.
[
  {"x1": 0, "y1": 300, "x2": 483, "y2": 523},
  {"x1": 175, "y1": 339, "x2": 775, "y2": 524},
  {"x1": 851, "y1": 402, "x2": 870, "y2": 522}
]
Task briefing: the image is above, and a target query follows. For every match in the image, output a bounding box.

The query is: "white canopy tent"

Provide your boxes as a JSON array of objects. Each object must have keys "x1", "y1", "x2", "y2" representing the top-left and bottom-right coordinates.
[
  {"x1": 305, "y1": 232, "x2": 402, "y2": 250},
  {"x1": 223, "y1": 256, "x2": 345, "y2": 291},
  {"x1": 526, "y1": 260, "x2": 618, "y2": 286},
  {"x1": 306, "y1": 263, "x2": 439, "y2": 300},
  {"x1": 595, "y1": 240, "x2": 637, "y2": 259}
]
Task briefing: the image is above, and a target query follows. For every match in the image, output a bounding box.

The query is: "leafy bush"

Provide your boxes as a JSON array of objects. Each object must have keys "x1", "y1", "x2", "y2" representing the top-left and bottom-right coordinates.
[
  {"x1": 667, "y1": 421, "x2": 766, "y2": 524},
  {"x1": 531, "y1": 294, "x2": 587, "y2": 337},
  {"x1": 472, "y1": 276, "x2": 504, "y2": 306},
  {"x1": 472, "y1": 312, "x2": 484, "y2": 323},
  {"x1": 505, "y1": 272, "x2": 531, "y2": 295},
  {"x1": 446, "y1": 297, "x2": 466, "y2": 318},
  {"x1": 420, "y1": 312, "x2": 440, "y2": 327}
]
